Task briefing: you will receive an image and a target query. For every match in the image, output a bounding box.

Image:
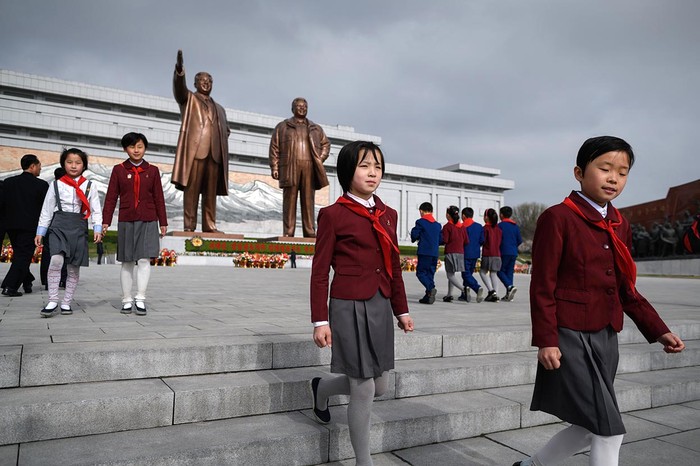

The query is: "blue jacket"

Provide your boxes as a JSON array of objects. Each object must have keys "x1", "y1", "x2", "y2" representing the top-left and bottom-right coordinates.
[
  {"x1": 498, "y1": 220, "x2": 522, "y2": 256},
  {"x1": 463, "y1": 221, "x2": 485, "y2": 259},
  {"x1": 411, "y1": 216, "x2": 441, "y2": 257}
]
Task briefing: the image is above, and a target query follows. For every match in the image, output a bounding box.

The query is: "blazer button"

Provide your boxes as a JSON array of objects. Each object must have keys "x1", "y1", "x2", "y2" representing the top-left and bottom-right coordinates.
[
  {"x1": 607, "y1": 288, "x2": 615, "y2": 295},
  {"x1": 603, "y1": 244, "x2": 610, "y2": 249},
  {"x1": 375, "y1": 268, "x2": 381, "y2": 274},
  {"x1": 606, "y1": 269, "x2": 613, "y2": 275}
]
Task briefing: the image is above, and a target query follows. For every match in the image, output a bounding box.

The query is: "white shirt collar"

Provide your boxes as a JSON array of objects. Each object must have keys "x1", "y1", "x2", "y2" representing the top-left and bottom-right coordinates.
[
  {"x1": 576, "y1": 191, "x2": 607, "y2": 218},
  {"x1": 346, "y1": 191, "x2": 375, "y2": 208}
]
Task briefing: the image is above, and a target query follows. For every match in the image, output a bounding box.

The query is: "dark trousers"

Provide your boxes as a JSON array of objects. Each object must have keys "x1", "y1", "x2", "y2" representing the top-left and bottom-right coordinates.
[
  {"x1": 2, "y1": 229, "x2": 35, "y2": 291},
  {"x1": 282, "y1": 160, "x2": 315, "y2": 237},
  {"x1": 461, "y1": 257, "x2": 481, "y2": 292},
  {"x1": 183, "y1": 155, "x2": 221, "y2": 232},
  {"x1": 416, "y1": 254, "x2": 438, "y2": 294},
  {"x1": 497, "y1": 254, "x2": 518, "y2": 288}
]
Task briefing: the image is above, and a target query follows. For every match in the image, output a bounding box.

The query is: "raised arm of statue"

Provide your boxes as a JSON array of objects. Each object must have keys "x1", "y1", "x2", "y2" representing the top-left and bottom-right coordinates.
[{"x1": 173, "y1": 49, "x2": 188, "y2": 107}]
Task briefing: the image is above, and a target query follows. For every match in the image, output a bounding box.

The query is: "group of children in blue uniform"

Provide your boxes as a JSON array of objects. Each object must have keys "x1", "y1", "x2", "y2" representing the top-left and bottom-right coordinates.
[{"x1": 410, "y1": 201, "x2": 523, "y2": 304}]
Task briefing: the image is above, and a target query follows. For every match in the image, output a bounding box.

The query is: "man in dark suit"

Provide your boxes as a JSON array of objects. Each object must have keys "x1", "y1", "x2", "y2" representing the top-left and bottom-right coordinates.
[
  {"x1": 171, "y1": 49, "x2": 230, "y2": 233},
  {"x1": 1, "y1": 154, "x2": 49, "y2": 296}
]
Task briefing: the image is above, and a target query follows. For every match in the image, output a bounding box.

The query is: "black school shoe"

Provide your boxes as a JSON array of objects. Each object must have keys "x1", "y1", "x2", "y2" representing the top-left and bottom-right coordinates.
[
  {"x1": 310, "y1": 377, "x2": 331, "y2": 424},
  {"x1": 134, "y1": 302, "x2": 147, "y2": 316},
  {"x1": 418, "y1": 294, "x2": 432, "y2": 304},
  {"x1": 3, "y1": 289, "x2": 22, "y2": 297},
  {"x1": 442, "y1": 295, "x2": 454, "y2": 302},
  {"x1": 40, "y1": 304, "x2": 59, "y2": 318},
  {"x1": 60, "y1": 306, "x2": 72, "y2": 315}
]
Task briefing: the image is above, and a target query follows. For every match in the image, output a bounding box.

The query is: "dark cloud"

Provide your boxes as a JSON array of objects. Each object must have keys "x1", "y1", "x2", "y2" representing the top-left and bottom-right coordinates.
[{"x1": 1, "y1": 0, "x2": 697, "y2": 207}]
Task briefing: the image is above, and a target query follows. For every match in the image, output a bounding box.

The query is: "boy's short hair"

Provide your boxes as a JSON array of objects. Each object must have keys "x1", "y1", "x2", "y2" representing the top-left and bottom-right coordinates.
[
  {"x1": 121, "y1": 132, "x2": 149, "y2": 149},
  {"x1": 337, "y1": 141, "x2": 385, "y2": 193},
  {"x1": 20, "y1": 154, "x2": 40, "y2": 170},
  {"x1": 419, "y1": 202, "x2": 433, "y2": 213},
  {"x1": 60, "y1": 147, "x2": 88, "y2": 173},
  {"x1": 577, "y1": 136, "x2": 634, "y2": 174},
  {"x1": 500, "y1": 206, "x2": 513, "y2": 218},
  {"x1": 462, "y1": 207, "x2": 474, "y2": 218}
]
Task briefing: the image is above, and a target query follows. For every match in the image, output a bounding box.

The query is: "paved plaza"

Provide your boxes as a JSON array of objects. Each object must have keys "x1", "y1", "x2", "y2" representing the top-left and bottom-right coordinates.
[{"x1": 0, "y1": 261, "x2": 699, "y2": 465}]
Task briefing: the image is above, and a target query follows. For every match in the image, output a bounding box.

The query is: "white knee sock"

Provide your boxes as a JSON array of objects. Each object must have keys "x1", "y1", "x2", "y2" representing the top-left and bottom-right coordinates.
[
  {"x1": 135, "y1": 258, "x2": 150, "y2": 302},
  {"x1": 120, "y1": 262, "x2": 135, "y2": 303}
]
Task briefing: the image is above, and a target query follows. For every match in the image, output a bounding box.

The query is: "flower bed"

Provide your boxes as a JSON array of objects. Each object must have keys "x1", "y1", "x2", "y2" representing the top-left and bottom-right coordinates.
[
  {"x1": 150, "y1": 248, "x2": 177, "y2": 266},
  {"x1": 232, "y1": 252, "x2": 288, "y2": 269}
]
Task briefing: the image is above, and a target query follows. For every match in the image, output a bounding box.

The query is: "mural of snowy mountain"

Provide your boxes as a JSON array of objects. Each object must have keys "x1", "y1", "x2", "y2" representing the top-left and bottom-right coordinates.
[{"x1": 8, "y1": 163, "x2": 290, "y2": 237}]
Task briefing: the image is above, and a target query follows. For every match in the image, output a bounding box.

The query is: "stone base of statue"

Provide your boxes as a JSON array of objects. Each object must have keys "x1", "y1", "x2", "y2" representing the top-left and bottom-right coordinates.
[
  {"x1": 168, "y1": 231, "x2": 245, "y2": 240},
  {"x1": 260, "y1": 236, "x2": 316, "y2": 244}
]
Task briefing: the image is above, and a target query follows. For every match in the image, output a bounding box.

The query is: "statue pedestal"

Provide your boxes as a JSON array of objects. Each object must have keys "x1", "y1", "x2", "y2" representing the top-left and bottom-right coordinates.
[
  {"x1": 260, "y1": 236, "x2": 316, "y2": 244},
  {"x1": 169, "y1": 231, "x2": 245, "y2": 240}
]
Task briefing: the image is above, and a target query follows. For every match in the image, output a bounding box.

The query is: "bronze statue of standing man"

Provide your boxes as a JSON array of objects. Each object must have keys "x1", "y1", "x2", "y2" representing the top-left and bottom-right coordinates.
[
  {"x1": 269, "y1": 98, "x2": 330, "y2": 237},
  {"x1": 172, "y1": 50, "x2": 230, "y2": 232}
]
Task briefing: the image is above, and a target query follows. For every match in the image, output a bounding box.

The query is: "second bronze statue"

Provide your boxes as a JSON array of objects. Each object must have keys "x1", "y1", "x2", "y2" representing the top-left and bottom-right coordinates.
[
  {"x1": 269, "y1": 98, "x2": 331, "y2": 238},
  {"x1": 171, "y1": 49, "x2": 230, "y2": 233}
]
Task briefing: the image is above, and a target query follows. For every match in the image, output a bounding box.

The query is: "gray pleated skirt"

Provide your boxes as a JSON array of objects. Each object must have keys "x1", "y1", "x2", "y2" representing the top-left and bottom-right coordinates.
[
  {"x1": 117, "y1": 221, "x2": 160, "y2": 262},
  {"x1": 48, "y1": 211, "x2": 89, "y2": 267},
  {"x1": 530, "y1": 326, "x2": 626, "y2": 436},
  {"x1": 444, "y1": 253, "x2": 465, "y2": 273},
  {"x1": 329, "y1": 291, "x2": 395, "y2": 379}
]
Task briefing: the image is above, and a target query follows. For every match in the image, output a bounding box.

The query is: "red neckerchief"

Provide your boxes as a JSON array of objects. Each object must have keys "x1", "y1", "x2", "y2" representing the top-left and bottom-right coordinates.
[
  {"x1": 59, "y1": 175, "x2": 90, "y2": 219},
  {"x1": 563, "y1": 197, "x2": 636, "y2": 293},
  {"x1": 501, "y1": 218, "x2": 517, "y2": 224},
  {"x1": 124, "y1": 161, "x2": 146, "y2": 209},
  {"x1": 421, "y1": 213, "x2": 437, "y2": 223},
  {"x1": 462, "y1": 218, "x2": 474, "y2": 228},
  {"x1": 336, "y1": 196, "x2": 399, "y2": 278},
  {"x1": 447, "y1": 218, "x2": 463, "y2": 228}
]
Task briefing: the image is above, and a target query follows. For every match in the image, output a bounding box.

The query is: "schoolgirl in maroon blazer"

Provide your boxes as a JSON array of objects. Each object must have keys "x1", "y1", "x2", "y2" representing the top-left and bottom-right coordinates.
[
  {"x1": 102, "y1": 133, "x2": 167, "y2": 315},
  {"x1": 441, "y1": 205, "x2": 468, "y2": 302},
  {"x1": 309, "y1": 141, "x2": 414, "y2": 466},
  {"x1": 513, "y1": 136, "x2": 684, "y2": 466},
  {"x1": 480, "y1": 208, "x2": 502, "y2": 302}
]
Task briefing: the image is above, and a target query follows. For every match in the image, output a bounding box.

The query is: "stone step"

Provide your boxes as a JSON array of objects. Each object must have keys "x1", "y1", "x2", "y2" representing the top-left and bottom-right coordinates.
[
  {"x1": 2, "y1": 346, "x2": 699, "y2": 446},
  {"x1": 11, "y1": 373, "x2": 700, "y2": 466},
  {"x1": 13, "y1": 391, "x2": 522, "y2": 465},
  {"x1": 10, "y1": 322, "x2": 700, "y2": 387}
]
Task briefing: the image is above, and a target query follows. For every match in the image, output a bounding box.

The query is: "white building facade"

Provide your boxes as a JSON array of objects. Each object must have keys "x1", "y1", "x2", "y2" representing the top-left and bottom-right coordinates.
[{"x1": 0, "y1": 69, "x2": 514, "y2": 243}]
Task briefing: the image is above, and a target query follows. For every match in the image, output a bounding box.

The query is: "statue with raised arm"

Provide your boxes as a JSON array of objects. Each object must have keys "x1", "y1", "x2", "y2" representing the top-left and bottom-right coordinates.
[
  {"x1": 172, "y1": 49, "x2": 230, "y2": 233},
  {"x1": 269, "y1": 98, "x2": 331, "y2": 238}
]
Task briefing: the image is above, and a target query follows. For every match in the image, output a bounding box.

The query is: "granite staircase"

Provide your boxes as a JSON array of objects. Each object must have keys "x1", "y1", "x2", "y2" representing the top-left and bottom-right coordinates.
[{"x1": 2, "y1": 321, "x2": 699, "y2": 465}]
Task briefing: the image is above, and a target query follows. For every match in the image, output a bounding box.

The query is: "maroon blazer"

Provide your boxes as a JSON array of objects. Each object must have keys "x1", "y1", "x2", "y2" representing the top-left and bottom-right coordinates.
[
  {"x1": 441, "y1": 221, "x2": 468, "y2": 254},
  {"x1": 310, "y1": 194, "x2": 409, "y2": 323},
  {"x1": 102, "y1": 160, "x2": 168, "y2": 226},
  {"x1": 529, "y1": 191, "x2": 670, "y2": 348},
  {"x1": 482, "y1": 224, "x2": 502, "y2": 257}
]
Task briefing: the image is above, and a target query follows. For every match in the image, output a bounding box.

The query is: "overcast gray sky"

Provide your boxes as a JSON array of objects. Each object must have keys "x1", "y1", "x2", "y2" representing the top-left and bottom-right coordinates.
[{"x1": 1, "y1": 0, "x2": 698, "y2": 208}]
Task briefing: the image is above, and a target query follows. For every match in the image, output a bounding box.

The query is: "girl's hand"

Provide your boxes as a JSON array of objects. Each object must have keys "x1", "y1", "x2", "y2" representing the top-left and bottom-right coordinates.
[
  {"x1": 94, "y1": 231, "x2": 103, "y2": 243},
  {"x1": 397, "y1": 315, "x2": 414, "y2": 333},
  {"x1": 160, "y1": 226, "x2": 167, "y2": 237},
  {"x1": 537, "y1": 347, "x2": 562, "y2": 370},
  {"x1": 657, "y1": 332, "x2": 685, "y2": 353},
  {"x1": 102, "y1": 224, "x2": 109, "y2": 232},
  {"x1": 313, "y1": 325, "x2": 332, "y2": 348},
  {"x1": 34, "y1": 235, "x2": 43, "y2": 248}
]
